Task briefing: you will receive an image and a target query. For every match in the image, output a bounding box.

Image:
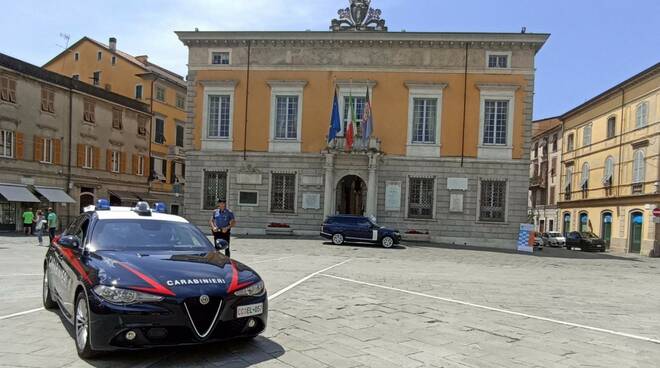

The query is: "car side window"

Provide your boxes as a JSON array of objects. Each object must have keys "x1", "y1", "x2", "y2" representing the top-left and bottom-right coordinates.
[{"x1": 78, "y1": 219, "x2": 90, "y2": 244}]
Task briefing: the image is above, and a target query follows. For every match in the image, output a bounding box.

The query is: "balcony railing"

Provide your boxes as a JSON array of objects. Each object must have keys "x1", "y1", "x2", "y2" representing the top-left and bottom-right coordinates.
[
  {"x1": 168, "y1": 145, "x2": 185, "y2": 159},
  {"x1": 328, "y1": 136, "x2": 380, "y2": 153},
  {"x1": 632, "y1": 183, "x2": 644, "y2": 194}
]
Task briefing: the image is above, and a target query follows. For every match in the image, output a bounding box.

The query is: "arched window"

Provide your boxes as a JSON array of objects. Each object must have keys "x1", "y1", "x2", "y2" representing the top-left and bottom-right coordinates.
[
  {"x1": 563, "y1": 213, "x2": 571, "y2": 235},
  {"x1": 580, "y1": 162, "x2": 590, "y2": 190},
  {"x1": 632, "y1": 150, "x2": 645, "y2": 184},
  {"x1": 603, "y1": 156, "x2": 614, "y2": 186},
  {"x1": 607, "y1": 116, "x2": 616, "y2": 138},
  {"x1": 579, "y1": 212, "x2": 589, "y2": 233},
  {"x1": 635, "y1": 102, "x2": 648, "y2": 128}
]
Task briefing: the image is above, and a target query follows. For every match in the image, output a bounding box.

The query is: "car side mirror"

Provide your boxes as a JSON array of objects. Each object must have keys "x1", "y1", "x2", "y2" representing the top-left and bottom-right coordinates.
[
  {"x1": 215, "y1": 239, "x2": 229, "y2": 251},
  {"x1": 58, "y1": 235, "x2": 81, "y2": 249}
]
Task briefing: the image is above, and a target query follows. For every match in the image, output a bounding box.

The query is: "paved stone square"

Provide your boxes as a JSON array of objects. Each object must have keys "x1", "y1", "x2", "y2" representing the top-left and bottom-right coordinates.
[{"x1": 1, "y1": 235, "x2": 659, "y2": 367}]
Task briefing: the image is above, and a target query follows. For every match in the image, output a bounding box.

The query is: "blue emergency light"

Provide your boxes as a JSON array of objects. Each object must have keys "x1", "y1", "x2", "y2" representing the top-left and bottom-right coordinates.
[
  {"x1": 153, "y1": 202, "x2": 167, "y2": 213},
  {"x1": 96, "y1": 199, "x2": 111, "y2": 210}
]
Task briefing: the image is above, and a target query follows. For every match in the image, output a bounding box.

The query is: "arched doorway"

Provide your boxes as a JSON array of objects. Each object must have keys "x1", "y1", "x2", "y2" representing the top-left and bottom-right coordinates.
[
  {"x1": 336, "y1": 175, "x2": 366, "y2": 215},
  {"x1": 629, "y1": 212, "x2": 643, "y2": 254},
  {"x1": 563, "y1": 213, "x2": 571, "y2": 236},
  {"x1": 79, "y1": 193, "x2": 95, "y2": 213},
  {"x1": 601, "y1": 212, "x2": 612, "y2": 248}
]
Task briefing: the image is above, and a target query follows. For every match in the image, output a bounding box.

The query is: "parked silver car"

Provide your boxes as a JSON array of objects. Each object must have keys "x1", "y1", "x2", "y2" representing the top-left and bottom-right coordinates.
[{"x1": 542, "y1": 232, "x2": 566, "y2": 247}]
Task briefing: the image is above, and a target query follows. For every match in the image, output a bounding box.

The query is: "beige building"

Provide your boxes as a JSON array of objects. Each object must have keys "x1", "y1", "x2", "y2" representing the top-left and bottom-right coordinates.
[
  {"x1": 0, "y1": 52, "x2": 151, "y2": 231},
  {"x1": 529, "y1": 117, "x2": 562, "y2": 232},
  {"x1": 559, "y1": 63, "x2": 659, "y2": 256}
]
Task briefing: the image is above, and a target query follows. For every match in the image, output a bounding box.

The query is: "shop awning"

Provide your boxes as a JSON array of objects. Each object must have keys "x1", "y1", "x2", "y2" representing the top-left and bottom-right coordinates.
[
  {"x1": 34, "y1": 186, "x2": 76, "y2": 203},
  {"x1": 0, "y1": 184, "x2": 40, "y2": 202}
]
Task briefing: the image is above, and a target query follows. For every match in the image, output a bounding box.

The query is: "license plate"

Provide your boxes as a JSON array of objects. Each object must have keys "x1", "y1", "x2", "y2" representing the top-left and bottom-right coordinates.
[{"x1": 237, "y1": 303, "x2": 263, "y2": 318}]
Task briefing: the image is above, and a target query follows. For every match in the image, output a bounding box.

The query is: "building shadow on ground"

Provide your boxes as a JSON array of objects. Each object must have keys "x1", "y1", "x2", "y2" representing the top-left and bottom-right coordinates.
[
  {"x1": 405, "y1": 241, "x2": 644, "y2": 261},
  {"x1": 51, "y1": 309, "x2": 285, "y2": 367}
]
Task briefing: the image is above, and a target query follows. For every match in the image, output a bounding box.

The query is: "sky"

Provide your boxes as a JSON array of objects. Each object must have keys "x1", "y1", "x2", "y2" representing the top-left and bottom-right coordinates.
[{"x1": 1, "y1": 0, "x2": 658, "y2": 119}]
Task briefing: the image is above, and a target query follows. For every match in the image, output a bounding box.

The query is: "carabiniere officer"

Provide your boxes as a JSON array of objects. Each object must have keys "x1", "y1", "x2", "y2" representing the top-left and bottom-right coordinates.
[{"x1": 209, "y1": 198, "x2": 236, "y2": 257}]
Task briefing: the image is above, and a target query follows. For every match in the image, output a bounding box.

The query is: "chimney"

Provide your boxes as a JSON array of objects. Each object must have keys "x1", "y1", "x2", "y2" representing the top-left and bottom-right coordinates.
[{"x1": 109, "y1": 37, "x2": 117, "y2": 52}]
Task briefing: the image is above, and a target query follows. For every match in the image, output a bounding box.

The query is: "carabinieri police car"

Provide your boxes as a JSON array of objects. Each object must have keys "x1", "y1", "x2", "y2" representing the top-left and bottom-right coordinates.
[{"x1": 42, "y1": 200, "x2": 267, "y2": 358}]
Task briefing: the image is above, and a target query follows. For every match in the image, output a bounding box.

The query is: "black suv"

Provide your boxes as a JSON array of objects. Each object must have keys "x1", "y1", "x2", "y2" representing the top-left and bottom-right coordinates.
[
  {"x1": 320, "y1": 215, "x2": 401, "y2": 248},
  {"x1": 565, "y1": 231, "x2": 606, "y2": 252}
]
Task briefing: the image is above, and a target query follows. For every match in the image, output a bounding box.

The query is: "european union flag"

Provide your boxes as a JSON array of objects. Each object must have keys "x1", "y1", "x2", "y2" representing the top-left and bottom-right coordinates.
[{"x1": 328, "y1": 90, "x2": 341, "y2": 143}]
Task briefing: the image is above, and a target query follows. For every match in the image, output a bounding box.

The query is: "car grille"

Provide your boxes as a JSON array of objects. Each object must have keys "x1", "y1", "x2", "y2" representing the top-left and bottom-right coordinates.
[{"x1": 183, "y1": 296, "x2": 223, "y2": 339}]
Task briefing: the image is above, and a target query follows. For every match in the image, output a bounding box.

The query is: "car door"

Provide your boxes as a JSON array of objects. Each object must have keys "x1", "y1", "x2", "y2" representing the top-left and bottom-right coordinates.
[
  {"x1": 63, "y1": 215, "x2": 92, "y2": 316},
  {"x1": 353, "y1": 218, "x2": 375, "y2": 241},
  {"x1": 566, "y1": 232, "x2": 579, "y2": 247},
  {"x1": 57, "y1": 214, "x2": 88, "y2": 317},
  {"x1": 49, "y1": 215, "x2": 81, "y2": 315}
]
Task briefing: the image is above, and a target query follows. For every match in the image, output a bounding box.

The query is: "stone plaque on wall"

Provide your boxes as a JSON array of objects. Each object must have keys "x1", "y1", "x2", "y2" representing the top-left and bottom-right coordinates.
[
  {"x1": 236, "y1": 173, "x2": 262, "y2": 185},
  {"x1": 385, "y1": 181, "x2": 402, "y2": 211},
  {"x1": 302, "y1": 193, "x2": 321, "y2": 209},
  {"x1": 302, "y1": 175, "x2": 323, "y2": 186},
  {"x1": 447, "y1": 177, "x2": 468, "y2": 191},
  {"x1": 449, "y1": 193, "x2": 464, "y2": 213}
]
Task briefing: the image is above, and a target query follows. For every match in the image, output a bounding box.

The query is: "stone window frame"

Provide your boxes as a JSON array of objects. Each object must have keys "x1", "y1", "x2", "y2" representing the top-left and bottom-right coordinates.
[
  {"x1": 92, "y1": 71, "x2": 101, "y2": 86},
  {"x1": 201, "y1": 81, "x2": 236, "y2": 151},
  {"x1": 635, "y1": 101, "x2": 648, "y2": 129},
  {"x1": 477, "y1": 84, "x2": 518, "y2": 160},
  {"x1": 269, "y1": 171, "x2": 298, "y2": 215},
  {"x1": 155, "y1": 84, "x2": 166, "y2": 102},
  {"x1": 202, "y1": 170, "x2": 229, "y2": 210},
  {"x1": 582, "y1": 123, "x2": 592, "y2": 147},
  {"x1": 110, "y1": 151, "x2": 121, "y2": 173},
  {"x1": 580, "y1": 162, "x2": 590, "y2": 190},
  {"x1": 632, "y1": 149, "x2": 645, "y2": 184},
  {"x1": 209, "y1": 49, "x2": 232, "y2": 65},
  {"x1": 485, "y1": 51, "x2": 512, "y2": 70},
  {"x1": 112, "y1": 108, "x2": 123, "y2": 130},
  {"x1": 603, "y1": 156, "x2": 615, "y2": 186},
  {"x1": 566, "y1": 132, "x2": 575, "y2": 152},
  {"x1": 136, "y1": 155, "x2": 145, "y2": 176},
  {"x1": 175, "y1": 93, "x2": 185, "y2": 110},
  {"x1": 238, "y1": 190, "x2": 259, "y2": 207},
  {"x1": 267, "y1": 80, "x2": 306, "y2": 153},
  {"x1": 83, "y1": 145, "x2": 94, "y2": 169},
  {"x1": 405, "y1": 82, "x2": 445, "y2": 157},
  {"x1": 0, "y1": 129, "x2": 14, "y2": 158},
  {"x1": 42, "y1": 137, "x2": 53, "y2": 164},
  {"x1": 606, "y1": 115, "x2": 616, "y2": 139},
  {"x1": 41, "y1": 87, "x2": 55, "y2": 113},
  {"x1": 336, "y1": 80, "x2": 376, "y2": 137},
  {"x1": 476, "y1": 178, "x2": 509, "y2": 224},
  {"x1": 154, "y1": 116, "x2": 166, "y2": 144},
  {"x1": 405, "y1": 175, "x2": 437, "y2": 220},
  {"x1": 135, "y1": 84, "x2": 143, "y2": 100},
  {"x1": 83, "y1": 99, "x2": 96, "y2": 123}
]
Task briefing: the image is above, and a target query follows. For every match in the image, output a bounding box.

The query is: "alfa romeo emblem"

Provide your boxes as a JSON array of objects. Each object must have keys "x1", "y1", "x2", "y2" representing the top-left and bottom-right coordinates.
[{"x1": 199, "y1": 295, "x2": 210, "y2": 305}]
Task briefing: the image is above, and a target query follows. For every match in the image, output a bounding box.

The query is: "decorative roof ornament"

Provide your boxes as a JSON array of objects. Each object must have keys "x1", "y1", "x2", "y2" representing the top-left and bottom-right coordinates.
[{"x1": 330, "y1": 0, "x2": 387, "y2": 32}]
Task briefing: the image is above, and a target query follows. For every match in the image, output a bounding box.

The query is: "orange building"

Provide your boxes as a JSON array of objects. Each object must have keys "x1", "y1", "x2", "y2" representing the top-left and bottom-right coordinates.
[
  {"x1": 177, "y1": 3, "x2": 549, "y2": 248},
  {"x1": 43, "y1": 37, "x2": 187, "y2": 214}
]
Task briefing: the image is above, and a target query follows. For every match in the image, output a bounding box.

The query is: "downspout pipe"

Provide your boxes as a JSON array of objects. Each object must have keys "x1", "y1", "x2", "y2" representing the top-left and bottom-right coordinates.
[
  {"x1": 66, "y1": 79, "x2": 73, "y2": 225},
  {"x1": 616, "y1": 88, "x2": 625, "y2": 198},
  {"x1": 460, "y1": 42, "x2": 469, "y2": 167},
  {"x1": 243, "y1": 40, "x2": 252, "y2": 161}
]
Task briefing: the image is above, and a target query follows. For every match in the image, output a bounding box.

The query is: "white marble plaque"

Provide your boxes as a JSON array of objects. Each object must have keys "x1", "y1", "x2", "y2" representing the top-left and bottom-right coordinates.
[
  {"x1": 236, "y1": 173, "x2": 262, "y2": 185},
  {"x1": 385, "y1": 181, "x2": 402, "y2": 211},
  {"x1": 302, "y1": 193, "x2": 320, "y2": 209},
  {"x1": 301, "y1": 175, "x2": 323, "y2": 186},
  {"x1": 447, "y1": 177, "x2": 468, "y2": 191},
  {"x1": 449, "y1": 193, "x2": 464, "y2": 213}
]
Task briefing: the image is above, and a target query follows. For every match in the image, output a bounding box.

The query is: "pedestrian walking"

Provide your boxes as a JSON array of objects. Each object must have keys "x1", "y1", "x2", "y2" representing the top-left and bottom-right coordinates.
[
  {"x1": 209, "y1": 199, "x2": 235, "y2": 257},
  {"x1": 22, "y1": 208, "x2": 34, "y2": 235},
  {"x1": 47, "y1": 207, "x2": 58, "y2": 244},
  {"x1": 34, "y1": 210, "x2": 47, "y2": 246}
]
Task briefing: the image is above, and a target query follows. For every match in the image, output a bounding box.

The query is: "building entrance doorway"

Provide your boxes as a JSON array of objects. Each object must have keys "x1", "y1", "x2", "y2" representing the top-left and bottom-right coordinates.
[
  {"x1": 79, "y1": 193, "x2": 95, "y2": 213},
  {"x1": 629, "y1": 212, "x2": 643, "y2": 254},
  {"x1": 336, "y1": 175, "x2": 366, "y2": 215},
  {"x1": 601, "y1": 212, "x2": 612, "y2": 248}
]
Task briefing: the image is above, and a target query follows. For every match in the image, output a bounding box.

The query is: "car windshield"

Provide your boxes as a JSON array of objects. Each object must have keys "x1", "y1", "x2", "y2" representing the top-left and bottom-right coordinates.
[
  {"x1": 90, "y1": 220, "x2": 214, "y2": 252},
  {"x1": 548, "y1": 232, "x2": 562, "y2": 237},
  {"x1": 581, "y1": 232, "x2": 599, "y2": 239}
]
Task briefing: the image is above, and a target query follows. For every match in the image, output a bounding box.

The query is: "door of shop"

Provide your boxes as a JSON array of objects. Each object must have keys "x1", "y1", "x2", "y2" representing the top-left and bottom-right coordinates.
[{"x1": 629, "y1": 212, "x2": 643, "y2": 254}]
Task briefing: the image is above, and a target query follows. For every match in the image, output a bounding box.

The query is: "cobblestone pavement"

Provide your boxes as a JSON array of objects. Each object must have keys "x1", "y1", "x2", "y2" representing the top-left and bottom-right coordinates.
[{"x1": 1, "y1": 234, "x2": 659, "y2": 367}]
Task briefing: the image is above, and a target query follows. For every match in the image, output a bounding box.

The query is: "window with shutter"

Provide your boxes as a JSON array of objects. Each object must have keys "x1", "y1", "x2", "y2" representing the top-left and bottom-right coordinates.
[
  {"x1": 632, "y1": 150, "x2": 645, "y2": 184},
  {"x1": 1, "y1": 76, "x2": 17, "y2": 103},
  {"x1": 0, "y1": 130, "x2": 14, "y2": 158},
  {"x1": 112, "y1": 108, "x2": 123, "y2": 129},
  {"x1": 84, "y1": 100, "x2": 95, "y2": 123}
]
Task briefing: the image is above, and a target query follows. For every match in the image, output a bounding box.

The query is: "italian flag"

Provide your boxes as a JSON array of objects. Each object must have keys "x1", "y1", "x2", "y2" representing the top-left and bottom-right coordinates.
[{"x1": 346, "y1": 95, "x2": 355, "y2": 151}]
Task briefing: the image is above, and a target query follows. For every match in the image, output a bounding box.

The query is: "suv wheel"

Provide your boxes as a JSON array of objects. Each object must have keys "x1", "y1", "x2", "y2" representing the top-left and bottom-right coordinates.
[
  {"x1": 381, "y1": 236, "x2": 394, "y2": 249},
  {"x1": 332, "y1": 233, "x2": 344, "y2": 245}
]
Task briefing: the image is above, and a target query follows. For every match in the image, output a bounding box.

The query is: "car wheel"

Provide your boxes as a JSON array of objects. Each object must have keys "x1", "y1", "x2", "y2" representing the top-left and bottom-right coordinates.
[
  {"x1": 565, "y1": 245, "x2": 572, "y2": 250},
  {"x1": 42, "y1": 269, "x2": 57, "y2": 310},
  {"x1": 331, "y1": 233, "x2": 344, "y2": 245},
  {"x1": 75, "y1": 292, "x2": 98, "y2": 359},
  {"x1": 381, "y1": 236, "x2": 394, "y2": 248}
]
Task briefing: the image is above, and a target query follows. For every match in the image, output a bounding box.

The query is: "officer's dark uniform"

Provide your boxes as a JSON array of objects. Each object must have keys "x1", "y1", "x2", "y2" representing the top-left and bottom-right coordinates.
[{"x1": 212, "y1": 208, "x2": 235, "y2": 257}]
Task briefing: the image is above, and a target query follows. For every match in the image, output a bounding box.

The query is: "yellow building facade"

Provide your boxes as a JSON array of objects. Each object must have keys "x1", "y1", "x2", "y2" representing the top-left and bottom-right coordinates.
[
  {"x1": 176, "y1": 3, "x2": 549, "y2": 248},
  {"x1": 559, "y1": 64, "x2": 659, "y2": 256},
  {"x1": 43, "y1": 37, "x2": 188, "y2": 214}
]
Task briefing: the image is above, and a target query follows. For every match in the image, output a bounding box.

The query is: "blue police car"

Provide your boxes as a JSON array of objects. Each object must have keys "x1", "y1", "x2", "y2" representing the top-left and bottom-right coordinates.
[{"x1": 320, "y1": 215, "x2": 401, "y2": 248}]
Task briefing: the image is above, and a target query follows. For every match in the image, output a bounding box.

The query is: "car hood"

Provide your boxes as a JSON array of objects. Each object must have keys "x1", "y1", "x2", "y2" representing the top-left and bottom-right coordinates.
[{"x1": 88, "y1": 250, "x2": 261, "y2": 298}]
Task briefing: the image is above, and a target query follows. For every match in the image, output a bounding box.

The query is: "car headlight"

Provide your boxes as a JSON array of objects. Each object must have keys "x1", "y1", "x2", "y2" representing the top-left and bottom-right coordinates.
[
  {"x1": 234, "y1": 280, "x2": 265, "y2": 297},
  {"x1": 93, "y1": 285, "x2": 164, "y2": 304}
]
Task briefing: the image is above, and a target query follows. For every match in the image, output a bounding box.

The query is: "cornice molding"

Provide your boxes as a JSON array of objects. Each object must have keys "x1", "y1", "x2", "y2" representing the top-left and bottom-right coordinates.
[
  {"x1": 266, "y1": 80, "x2": 308, "y2": 88},
  {"x1": 475, "y1": 83, "x2": 521, "y2": 92},
  {"x1": 335, "y1": 79, "x2": 377, "y2": 88},
  {"x1": 404, "y1": 81, "x2": 448, "y2": 91},
  {"x1": 199, "y1": 79, "x2": 239, "y2": 88}
]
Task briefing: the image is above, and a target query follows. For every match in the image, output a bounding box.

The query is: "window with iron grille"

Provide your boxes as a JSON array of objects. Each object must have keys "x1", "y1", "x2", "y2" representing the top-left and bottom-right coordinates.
[
  {"x1": 408, "y1": 177, "x2": 434, "y2": 219},
  {"x1": 0, "y1": 130, "x2": 13, "y2": 158},
  {"x1": 488, "y1": 54, "x2": 509, "y2": 68},
  {"x1": 207, "y1": 95, "x2": 231, "y2": 138},
  {"x1": 483, "y1": 100, "x2": 508, "y2": 145},
  {"x1": 112, "y1": 108, "x2": 123, "y2": 130},
  {"x1": 275, "y1": 96, "x2": 298, "y2": 139},
  {"x1": 479, "y1": 180, "x2": 506, "y2": 222},
  {"x1": 412, "y1": 98, "x2": 437, "y2": 143},
  {"x1": 203, "y1": 171, "x2": 227, "y2": 210},
  {"x1": 270, "y1": 173, "x2": 296, "y2": 213}
]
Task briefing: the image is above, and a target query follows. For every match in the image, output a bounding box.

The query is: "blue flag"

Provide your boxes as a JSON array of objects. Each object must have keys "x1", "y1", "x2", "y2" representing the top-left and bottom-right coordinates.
[{"x1": 328, "y1": 90, "x2": 341, "y2": 143}]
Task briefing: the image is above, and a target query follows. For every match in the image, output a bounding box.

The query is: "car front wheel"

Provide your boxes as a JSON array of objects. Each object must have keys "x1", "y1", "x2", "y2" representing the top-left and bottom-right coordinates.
[
  {"x1": 381, "y1": 236, "x2": 394, "y2": 248},
  {"x1": 42, "y1": 269, "x2": 56, "y2": 309},
  {"x1": 332, "y1": 233, "x2": 344, "y2": 245},
  {"x1": 75, "y1": 292, "x2": 98, "y2": 359}
]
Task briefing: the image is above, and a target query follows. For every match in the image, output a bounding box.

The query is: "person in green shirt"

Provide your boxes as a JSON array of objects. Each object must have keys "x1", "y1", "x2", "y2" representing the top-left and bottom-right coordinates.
[
  {"x1": 47, "y1": 207, "x2": 58, "y2": 244},
  {"x1": 22, "y1": 208, "x2": 34, "y2": 235}
]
